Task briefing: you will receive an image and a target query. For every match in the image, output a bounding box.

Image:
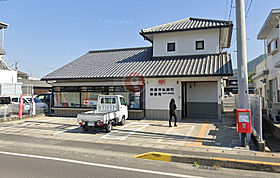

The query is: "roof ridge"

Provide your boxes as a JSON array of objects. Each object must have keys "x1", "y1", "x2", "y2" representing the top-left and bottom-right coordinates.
[
  {"x1": 189, "y1": 17, "x2": 232, "y2": 23},
  {"x1": 141, "y1": 17, "x2": 191, "y2": 31},
  {"x1": 141, "y1": 17, "x2": 232, "y2": 32},
  {"x1": 88, "y1": 46, "x2": 152, "y2": 54}
]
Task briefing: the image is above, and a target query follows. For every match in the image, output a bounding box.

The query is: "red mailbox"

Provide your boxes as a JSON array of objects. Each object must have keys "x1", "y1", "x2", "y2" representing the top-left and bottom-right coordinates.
[{"x1": 236, "y1": 109, "x2": 251, "y2": 133}]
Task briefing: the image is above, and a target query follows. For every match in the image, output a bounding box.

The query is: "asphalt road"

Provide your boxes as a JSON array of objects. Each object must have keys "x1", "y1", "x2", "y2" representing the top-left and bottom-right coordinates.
[
  {"x1": 0, "y1": 136, "x2": 278, "y2": 178},
  {"x1": 0, "y1": 151, "x2": 207, "y2": 178},
  {"x1": 0, "y1": 149, "x2": 278, "y2": 178}
]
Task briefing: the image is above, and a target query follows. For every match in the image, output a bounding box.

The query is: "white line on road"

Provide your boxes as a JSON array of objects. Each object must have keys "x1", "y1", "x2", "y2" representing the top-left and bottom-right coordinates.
[
  {"x1": 157, "y1": 126, "x2": 173, "y2": 143},
  {"x1": 0, "y1": 151, "x2": 203, "y2": 178},
  {"x1": 186, "y1": 125, "x2": 195, "y2": 136},
  {"x1": 101, "y1": 123, "x2": 149, "y2": 141}
]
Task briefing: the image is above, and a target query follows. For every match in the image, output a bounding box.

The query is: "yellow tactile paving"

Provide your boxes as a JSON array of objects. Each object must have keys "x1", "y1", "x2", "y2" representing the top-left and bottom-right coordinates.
[{"x1": 185, "y1": 120, "x2": 209, "y2": 147}]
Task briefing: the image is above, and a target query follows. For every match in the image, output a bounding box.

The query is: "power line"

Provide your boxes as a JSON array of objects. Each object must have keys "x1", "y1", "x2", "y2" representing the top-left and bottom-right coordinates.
[
  {"x1": 228, "y1": 0, "x2": 234, "y2": 21},
  {"x1": 229, "y1": 0, "x2": 253, "y2": 49},
  {"x1": 224, "y1": 0, "x2": 229, "y2": 19},
  {"x1": 245, "y1": 0, "x2": 253, "y2": 18}
]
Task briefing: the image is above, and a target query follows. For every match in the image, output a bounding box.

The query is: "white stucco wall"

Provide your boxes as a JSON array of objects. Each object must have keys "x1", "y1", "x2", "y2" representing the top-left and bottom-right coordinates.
[
  {"x1": 256, "y1": 59, "x2": 266, "y2": 74},
  {"x1": 266, "y1": 26, "x2": 280, "y2": 82},
  {"x1": 145, "y1": 77, "x2": 221, "y2": 110},
  {"x1": 152, "y1": 28, "x2": 220, "y2": 57},
  {"x1": 0, "y1": 70, "x2": 17, "y2": 83},
  {"x1": 186, "y1": 82, "x2": 217, "y2": 103},
  {"x1": 146, "y1": 78, "x2": 181, "y2": 110}
]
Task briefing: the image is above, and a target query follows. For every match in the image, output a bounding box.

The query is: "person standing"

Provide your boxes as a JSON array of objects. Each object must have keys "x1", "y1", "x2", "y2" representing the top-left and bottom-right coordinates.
[{"x1": 169, "y1": 98, "x2": 177, "y2": 127}]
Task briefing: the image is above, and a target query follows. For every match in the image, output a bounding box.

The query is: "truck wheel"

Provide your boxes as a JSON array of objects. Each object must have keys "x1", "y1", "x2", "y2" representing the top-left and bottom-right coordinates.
[
  {"x1": 112, "y1": 119, "x2": 117, "y2": 126},
  {"x1": 105, "y1": 122, "x2": 112, "y2": 133},
  {"x1": 82, "y1": 125, "x2": 89, "y2": 132},
  {"x1": 119, "y1": 116, "x2": 125, "y2": 126}
]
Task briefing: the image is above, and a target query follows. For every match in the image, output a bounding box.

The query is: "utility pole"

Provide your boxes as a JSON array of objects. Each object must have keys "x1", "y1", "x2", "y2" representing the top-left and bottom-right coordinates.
[{"x1": 236, "y1": 0, "x2": 250, "y2": 146}]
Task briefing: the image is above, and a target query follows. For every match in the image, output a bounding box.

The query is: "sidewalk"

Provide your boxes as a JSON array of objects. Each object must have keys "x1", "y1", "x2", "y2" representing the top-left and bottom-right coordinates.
[{"x1": 1, "y1": 115, "x2": 280, "y2": 172}]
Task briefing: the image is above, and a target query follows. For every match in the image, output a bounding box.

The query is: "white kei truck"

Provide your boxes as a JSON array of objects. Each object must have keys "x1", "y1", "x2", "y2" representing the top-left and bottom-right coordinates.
[{"x1": 77, "y1": 95, "x2": 128, "y2": 133}]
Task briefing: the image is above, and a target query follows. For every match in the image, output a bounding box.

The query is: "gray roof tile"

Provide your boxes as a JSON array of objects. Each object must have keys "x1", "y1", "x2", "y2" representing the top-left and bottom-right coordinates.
[
  {"x1": 42, "y1": 47, "x2": 233, "y2": 80},
  {"x1": 141, "y1": 17, "x2": 232, "y2": 34}
]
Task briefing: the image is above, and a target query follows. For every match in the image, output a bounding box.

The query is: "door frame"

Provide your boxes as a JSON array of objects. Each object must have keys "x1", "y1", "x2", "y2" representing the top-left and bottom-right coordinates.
[{"x1": 181, "y1": 82, "x2": 187, "y2": 119}]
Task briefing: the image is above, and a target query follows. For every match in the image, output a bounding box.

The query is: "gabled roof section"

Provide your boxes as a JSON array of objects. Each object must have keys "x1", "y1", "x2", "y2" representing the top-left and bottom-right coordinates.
[
  {"x1": 141, "y1": 17, "x2": 233, "y2": 34},
  {"x1": 140, "y1": 17, "x2": 233, "y2": 42},
  {"x1": 257, "y1": 9, "x2": 280, "y2": 40},
  {"x1": 42, "y1": 47, "x2": 233, "y2": 81}
]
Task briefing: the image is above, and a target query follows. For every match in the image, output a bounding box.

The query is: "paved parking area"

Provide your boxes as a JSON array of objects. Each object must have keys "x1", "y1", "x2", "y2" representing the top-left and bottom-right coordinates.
[{"x1": 0, "y1": 116, "x2": 244, "y2": 151}]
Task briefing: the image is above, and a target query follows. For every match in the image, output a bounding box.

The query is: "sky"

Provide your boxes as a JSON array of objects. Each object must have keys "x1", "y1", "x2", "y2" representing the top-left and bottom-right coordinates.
[{"x1": 0, "y1": 0, "x2": 279, "y2": 78}]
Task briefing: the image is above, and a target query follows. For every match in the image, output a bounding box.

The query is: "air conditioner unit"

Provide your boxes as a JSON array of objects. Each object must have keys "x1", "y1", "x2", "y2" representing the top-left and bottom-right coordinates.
[{"x1": 269, "y1": 39, "x2": 279, "y2": 55}]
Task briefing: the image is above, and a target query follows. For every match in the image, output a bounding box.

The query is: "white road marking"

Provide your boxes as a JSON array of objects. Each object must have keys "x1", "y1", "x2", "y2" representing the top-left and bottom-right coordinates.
[
  {"x1": 157, "y1": 126, "x2": 173, "y2": 143},
  {"x1": 101, "y1": 123, "x2": 149, "y2": 140},
  {"x1": 0, "y1": 151, "x2": 203, "y2": 178},
  {"x1": 186, "y1": 125, "x2": 195, "y2": 136},
  {"x1": 52, "y1": 126, "x2": 81, "y2": 135},
  {"x1": 157, "y1": 125, "x2": 196, "y2": 146}
]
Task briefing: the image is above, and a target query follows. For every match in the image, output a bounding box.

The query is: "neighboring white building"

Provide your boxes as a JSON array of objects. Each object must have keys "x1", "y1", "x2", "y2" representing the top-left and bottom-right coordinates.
[
  {"x1": 42, "y1": 17, "x2": 234, "y2": 120},
  {"x1": 253, "y1": 9, "x2": 280, "y2": 120},
  {"x1": 0, "y1": 22, "x2": 22, "y2": 96}
]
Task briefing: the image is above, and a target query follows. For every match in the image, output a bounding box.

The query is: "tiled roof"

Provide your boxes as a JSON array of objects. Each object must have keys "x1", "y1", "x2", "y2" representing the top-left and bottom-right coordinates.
[
  {"x1": 42, "y1": 47, "x2": 233, "y2": 80},
  {"x1": 19, "y1": 79, "x2": 51, "y2": 88},
  {"x1": 141, "y1": 17, "x2": 233, "y2": 34}
]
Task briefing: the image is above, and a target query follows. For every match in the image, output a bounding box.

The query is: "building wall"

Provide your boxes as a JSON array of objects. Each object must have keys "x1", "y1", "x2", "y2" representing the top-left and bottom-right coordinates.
[
  {"x1": 152, "y1": 29, "x2": 220, "y2": 57},
  {"x1": 0, "y1": 70, "x2": 17, "y2": 83},
  {"x1": 256, "y1": 59, "x2": 266, "y2": 74},
  {"x1": 145, "y1": 77, "x2": 221, "y2": 120},
  {"x1": 266, "y1": 26, "x2": 280, "y2": 82},
  {"x1": 186, "y1": 82, "x2": 217, "y2": 102},
  {"x1": 50, "y1": 77, "x2": 223, "y2": 120}
]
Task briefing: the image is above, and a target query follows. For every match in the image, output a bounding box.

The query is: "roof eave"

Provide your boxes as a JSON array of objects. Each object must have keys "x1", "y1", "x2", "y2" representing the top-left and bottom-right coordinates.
[
  {"x1": 257, "y1": 8, "x2": 280, "y2": 40},
  {"x1": 226, "y1": 24, "x2": 234, "y2": 48},
  {"x1": 141, "y1": 24, "x2": 234, "y2": 36},
  {"x1": 42, "y1": 73, "x2": 233, "y2": 81},
  {"x1": 139, "y1": 31, "x2": 153, "y2": 43}
]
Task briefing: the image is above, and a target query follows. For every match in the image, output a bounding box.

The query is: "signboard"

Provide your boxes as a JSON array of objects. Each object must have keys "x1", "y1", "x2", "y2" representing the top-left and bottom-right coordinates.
[{"x1": 149, "y1": 87, "x2": 175, "y2": 97}]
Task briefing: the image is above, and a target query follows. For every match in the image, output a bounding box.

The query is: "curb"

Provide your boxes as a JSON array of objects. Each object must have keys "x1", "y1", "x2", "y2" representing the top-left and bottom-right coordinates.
[
  {"x1": 251, "y1": 132, "x2": 265, "y2": 152},
  {"x1": 0, "y1": 114, "x2": 45, "y2": 123},
  {"x1": 135, "y1": 152, "x2": 280, "y2": 173}
]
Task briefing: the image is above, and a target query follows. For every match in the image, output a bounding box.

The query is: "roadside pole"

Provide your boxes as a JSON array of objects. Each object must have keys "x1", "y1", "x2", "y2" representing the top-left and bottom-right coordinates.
[{"x1": 236, "y1": 0, "x2": 250, "y2": 146}]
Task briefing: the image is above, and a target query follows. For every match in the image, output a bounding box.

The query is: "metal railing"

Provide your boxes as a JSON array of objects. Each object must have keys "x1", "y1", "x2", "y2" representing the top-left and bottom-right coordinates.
[{"x1": 250, "y1": 95, "x2": 263, "y2": 142}]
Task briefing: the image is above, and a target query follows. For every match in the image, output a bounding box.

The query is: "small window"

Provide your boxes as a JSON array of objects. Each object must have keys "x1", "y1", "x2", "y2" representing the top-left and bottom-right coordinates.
[
  {"x1": 12, "y1": 98, "x2": 19, "y2": 102},
  {"x1": 37, "y1": 95, "x2": 45, "y2": 101},
  {"x1": 120, "y1": 97, "x2": 126, "y2": 105},
  {"x1": 196, "y1": 40, "x2": 204, "y2": 50},
  {"x1": 167, "y1": 43, "x2": 175, "y2": 52}
]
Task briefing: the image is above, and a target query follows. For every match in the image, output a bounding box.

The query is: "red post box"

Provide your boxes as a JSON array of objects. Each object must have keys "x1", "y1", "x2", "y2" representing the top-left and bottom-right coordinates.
[{"x1": 236, "y1": 109, "x2": 251, "y2": 133}]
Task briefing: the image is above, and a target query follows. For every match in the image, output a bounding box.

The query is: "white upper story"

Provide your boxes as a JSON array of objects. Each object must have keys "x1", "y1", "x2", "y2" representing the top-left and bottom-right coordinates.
[
  {"x1": 140, "y1": 17, "x2": 233, "y2": 57},
  {"x1": 0, "y1": 56, "x2": 17, "y2": 84},
  {"x1": 257, "y1": 9, "x2": 280, "y2": 80},
  {"x1": 0, "y1": 23, "x2": 18, "y2": 85}
]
